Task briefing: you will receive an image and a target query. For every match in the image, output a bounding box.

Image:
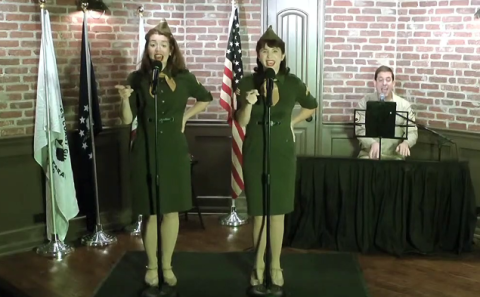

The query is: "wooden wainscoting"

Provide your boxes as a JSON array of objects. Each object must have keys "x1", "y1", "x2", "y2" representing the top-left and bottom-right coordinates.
[
  {"x1": 0, "y1": 122, "x2": 239, "y2": 255},
  {"x1": 0, "y1": 127, "x2": 132, "y2": 256},
  {"x1": 184, "y1": 121, "x2": 247, "y2": 213},
  {"x1": 2, "y1": 122, "x2": 477, "y2": 255}
]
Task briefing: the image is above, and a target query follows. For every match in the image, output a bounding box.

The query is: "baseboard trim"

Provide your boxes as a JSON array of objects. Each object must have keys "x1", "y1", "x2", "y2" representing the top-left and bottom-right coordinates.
[
  {"x1": 0, "y1": 211, "x2": 130, "y2": 257},
  {"x1": 195, "y1": 196, "x2": 247, "y2": 214}
]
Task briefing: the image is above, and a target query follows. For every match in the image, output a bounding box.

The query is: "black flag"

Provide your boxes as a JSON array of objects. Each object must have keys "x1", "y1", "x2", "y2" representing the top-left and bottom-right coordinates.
[{"x1": 78, "y1": 16, "x2": 102, "y2": 231}]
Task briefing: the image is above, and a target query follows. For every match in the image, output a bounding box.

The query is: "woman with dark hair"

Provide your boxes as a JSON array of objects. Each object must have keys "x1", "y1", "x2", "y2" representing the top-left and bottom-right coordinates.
[
  {"x1": 116, "y1": 20, "x2": 212, "y2": 288},
  {"x1": 235, "y1": 26, "x2": 318, "y2": 288}
]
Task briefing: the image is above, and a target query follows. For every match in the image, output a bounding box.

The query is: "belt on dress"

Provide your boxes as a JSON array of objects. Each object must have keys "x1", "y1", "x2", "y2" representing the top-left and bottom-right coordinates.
[
  {"x1": 256, "y1": 121, "x2": 281, "y2": 126},
  {"x1": 147, "y1": 117, "x2": 175, "y2": 123}
]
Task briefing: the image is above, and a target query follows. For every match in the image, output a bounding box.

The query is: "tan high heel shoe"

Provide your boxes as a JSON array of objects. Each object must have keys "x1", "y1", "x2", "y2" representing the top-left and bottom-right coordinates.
[
  {"x1": 271, "y1": 268, "x2": 284, "y2": 287},
  {"x1": 162, "y1": 267, "x2": 177, "y2": 287},
  {"x1": 250, "y1": 267, "x2": 264, "y2": 286},
  {"x1": 145, "y1": 266, "x2": 159, "y2": 287}
]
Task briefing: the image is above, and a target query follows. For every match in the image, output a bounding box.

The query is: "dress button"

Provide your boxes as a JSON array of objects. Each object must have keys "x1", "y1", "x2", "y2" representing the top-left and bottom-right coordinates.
[
  {"x1": 162, "y1": 100, "x2": 165, "y2": 103},
  {"x1": 148, "y1": 118, "x2": 152, "y2": 122}
]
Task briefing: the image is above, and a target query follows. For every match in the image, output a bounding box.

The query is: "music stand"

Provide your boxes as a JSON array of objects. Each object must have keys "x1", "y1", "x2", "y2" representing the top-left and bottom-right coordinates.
[{"x1": 354, "y1": 101, "x2": 410, "y2": 160}]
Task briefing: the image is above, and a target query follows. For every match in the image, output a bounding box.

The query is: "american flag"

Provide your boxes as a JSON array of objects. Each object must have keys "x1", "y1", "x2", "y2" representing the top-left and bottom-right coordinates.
[{"x1": 219, "y1": 4, "x2": 245, "y2": 199}]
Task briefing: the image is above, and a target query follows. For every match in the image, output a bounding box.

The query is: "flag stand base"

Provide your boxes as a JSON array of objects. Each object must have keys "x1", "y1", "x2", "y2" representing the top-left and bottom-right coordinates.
[
  {"x1": 125, "y1": 214, "x2": 143, "y2": 236},
  {"x1": 36, "y1": 234, "x2": 74, "y2": 260},
  {"x1": 81, "y1": 224, "x2": 117, "y2": 247},
  {"x1": 219, "y1": 204, "x2": 248, "y2": 227}
]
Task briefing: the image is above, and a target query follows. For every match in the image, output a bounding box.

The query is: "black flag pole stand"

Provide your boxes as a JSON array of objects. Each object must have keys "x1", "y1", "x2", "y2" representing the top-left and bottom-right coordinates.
[
  {"x1": 140, "y1": 60, "x2": 178, "y2": 297},
  {"x1": 79, "y1": 2, "x2": 117, "y2": 247},
  {"x1": 246, "y1": 68, "x2": 285, "y2": 297}
]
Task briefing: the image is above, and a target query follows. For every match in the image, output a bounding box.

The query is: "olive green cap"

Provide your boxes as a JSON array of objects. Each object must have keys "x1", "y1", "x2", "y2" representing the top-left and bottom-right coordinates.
[
  {"x1": 154, "y1": 19, "x2": 172, "y2": 35},
  {"x1": 259, "y1": 25, "x2": 283, "y2": 42}
]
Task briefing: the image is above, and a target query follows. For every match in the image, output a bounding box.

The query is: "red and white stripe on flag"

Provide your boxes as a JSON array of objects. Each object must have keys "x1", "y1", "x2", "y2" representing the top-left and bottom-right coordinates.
[{"x1": 219, "y1": 4, "x2": 245, "y2": 199}]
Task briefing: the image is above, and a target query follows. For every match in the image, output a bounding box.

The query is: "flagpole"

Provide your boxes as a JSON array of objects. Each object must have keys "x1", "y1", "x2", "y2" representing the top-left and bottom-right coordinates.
[
  {"x1": 80, "y1": 1, "x2": 117, "y2": 247},
  {"x1": 125, "y1": 5, "x2": 145, "y2": 237},
  {"x1": 35, "y1": 0, "x2": 74, "y2": 260},
  {"x1": 219, "y1": 0, "x2": 248, "y2": 228}
]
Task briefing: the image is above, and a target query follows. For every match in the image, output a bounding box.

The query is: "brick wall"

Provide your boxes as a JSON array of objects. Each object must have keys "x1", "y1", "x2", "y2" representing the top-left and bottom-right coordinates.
[
  {"x1": 1, "y1": 0, "x2": 480, "y2": 137},
  {"x1": 324, "y1": 0, "x2": 480, "y2": 132},
  {"x1": 0, "y1": 0, "x2": 261, "y2": 137}
]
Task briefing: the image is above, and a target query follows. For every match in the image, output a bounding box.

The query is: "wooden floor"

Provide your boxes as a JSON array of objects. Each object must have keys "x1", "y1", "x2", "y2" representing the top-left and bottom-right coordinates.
[{"x1": 0, "y1": 215, "x2": 479, "y2": 297}]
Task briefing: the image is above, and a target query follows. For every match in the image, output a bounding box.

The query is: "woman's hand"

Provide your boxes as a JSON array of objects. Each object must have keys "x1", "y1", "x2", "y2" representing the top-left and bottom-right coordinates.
[
  {"x1": 246, "y1": 89, "x2": 259, "y2": 105},
  {"x1": 115, "y1": 85, "x2": 133, "y2": 101}
]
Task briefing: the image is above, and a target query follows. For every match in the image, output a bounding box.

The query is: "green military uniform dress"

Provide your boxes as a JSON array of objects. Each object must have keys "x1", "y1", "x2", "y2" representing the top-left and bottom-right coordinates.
[
  {"x1": 236, "y1": 27, "x2": 317, "y2": 216},
  {"x1": 127, "y1": 68, "x2": 212, "y2": 216},
  {"x1": 237, "y1": 73, "x2": 317, "y2": 216}
]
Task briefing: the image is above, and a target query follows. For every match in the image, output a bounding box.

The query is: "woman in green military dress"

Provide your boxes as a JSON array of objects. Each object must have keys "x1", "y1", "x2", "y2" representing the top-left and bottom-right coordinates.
[
  {"x1": 116, "y1": 20, "x2": 212, "y2": 288},
  {"x1": 235, "y1": 26, "x2": 318, "y2": 287}
]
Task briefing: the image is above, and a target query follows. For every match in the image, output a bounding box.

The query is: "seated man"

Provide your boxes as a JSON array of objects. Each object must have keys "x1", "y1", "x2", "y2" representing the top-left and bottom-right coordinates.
[{"x1": 355, "y1": 65, "x2": 418, "y2": 160}]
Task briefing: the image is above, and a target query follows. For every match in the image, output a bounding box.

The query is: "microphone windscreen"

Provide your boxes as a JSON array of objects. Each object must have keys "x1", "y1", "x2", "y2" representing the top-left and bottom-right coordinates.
[
  {"x1": 152, "y1": 60, "x2": 163, "y2": 69},
  {"x1": 265, "y1": 68, "x2": 276, "y2": 79}
]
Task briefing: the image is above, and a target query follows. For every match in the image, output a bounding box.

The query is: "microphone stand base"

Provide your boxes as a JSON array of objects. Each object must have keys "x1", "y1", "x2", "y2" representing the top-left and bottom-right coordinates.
[
  {"x1": 141, "y1": 285, "x2": 179, "y2": 297},
  {"x1": 81, "y1": 224, "x2": 117, "y2": 247},
  {"x1": 247, "y1": 284, "x2": 286, "y2": 297},
  {"x1": 125, "y1": 214, "x2": 143, "y2": 236}
]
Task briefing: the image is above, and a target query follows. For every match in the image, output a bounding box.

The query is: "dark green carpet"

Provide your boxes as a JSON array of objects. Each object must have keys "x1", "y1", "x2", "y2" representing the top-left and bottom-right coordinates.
[{"x1": 93, "y1": 251, "x2": 371, "y2": 297}]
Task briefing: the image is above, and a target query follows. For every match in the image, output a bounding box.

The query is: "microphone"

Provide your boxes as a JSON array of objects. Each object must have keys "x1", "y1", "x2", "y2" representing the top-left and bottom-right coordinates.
[
  {"x1": 379, "y1": 93, "x2": 385, "y2": 102},
  {"x1": 265, "y1": 67, "x2": 275, "y2": 79},
  {"x1": 264, "y1": 68, "x2": 275, "y2": 107},
  {"x1": 150, "y1": 60, "x2": 163, "y2": 96}
]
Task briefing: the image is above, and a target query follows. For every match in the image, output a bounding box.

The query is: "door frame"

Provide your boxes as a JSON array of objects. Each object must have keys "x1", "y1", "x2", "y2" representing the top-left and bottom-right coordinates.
[{"x1": 261, "y1": 0, "x2": 326, "y2": 156}]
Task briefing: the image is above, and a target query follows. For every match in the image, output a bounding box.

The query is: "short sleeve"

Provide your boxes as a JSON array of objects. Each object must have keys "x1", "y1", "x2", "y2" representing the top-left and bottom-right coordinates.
[
  {"x1": 296, "y1": 78, "x2": 318, "y2": 109},
  {"x1": 233, "y1": 75, "x2": 254, "y2": 120},
  {"x1": 187, "y1": 72, "x2": 213, "y2": 102},
  {"x1": 126, "y1": 71, "x2": 139, "y2": 119}
]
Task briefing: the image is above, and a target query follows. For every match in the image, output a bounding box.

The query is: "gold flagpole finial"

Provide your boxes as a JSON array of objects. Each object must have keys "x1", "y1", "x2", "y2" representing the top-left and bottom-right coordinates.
[
  {"x1": 81, "y1": 2, "x2": 88, "y2": 12},
  {"x1": 138, "y1": 5, "x2": 144, "y2": 17},
  {"x1": 39, "y1": 0, "x2": 46, "y2": 9}
]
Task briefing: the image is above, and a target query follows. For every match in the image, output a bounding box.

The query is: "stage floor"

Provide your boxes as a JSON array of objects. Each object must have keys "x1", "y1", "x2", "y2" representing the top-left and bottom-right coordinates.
[{"x1": 0, "y1": 215, "x2": 479, "y2": 297}]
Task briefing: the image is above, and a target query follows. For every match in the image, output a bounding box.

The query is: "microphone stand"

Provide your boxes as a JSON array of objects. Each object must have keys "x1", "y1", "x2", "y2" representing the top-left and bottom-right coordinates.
[
  {"x1": 396, "y1": 112, "x2": 457, "y2": 161},
  {"x1": 141, "y1": 63, "x2": 178, "y2": 297},
  {"x1": 247, "y1": 74, "x2": 285, "y2": 297},
  {"x1": 378, "y1": 96, "x2": 385, "y2": 160}
]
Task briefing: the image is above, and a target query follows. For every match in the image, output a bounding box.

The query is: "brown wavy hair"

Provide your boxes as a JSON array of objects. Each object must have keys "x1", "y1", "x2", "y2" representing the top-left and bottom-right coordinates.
[{"x1": 138, "y1": 28, "x2": 186, "y2": 77}]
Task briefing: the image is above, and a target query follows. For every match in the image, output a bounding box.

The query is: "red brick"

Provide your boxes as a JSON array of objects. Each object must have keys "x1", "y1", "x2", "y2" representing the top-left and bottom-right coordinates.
[{"x1": 1, "y1": 0, "x2": 479, "y2": 136}]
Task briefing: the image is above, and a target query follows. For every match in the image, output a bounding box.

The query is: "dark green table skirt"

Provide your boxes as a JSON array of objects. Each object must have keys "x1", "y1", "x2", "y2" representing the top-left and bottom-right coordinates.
[{"x1": 284, "y1": 157, "x2": 477, "y2": 256}]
